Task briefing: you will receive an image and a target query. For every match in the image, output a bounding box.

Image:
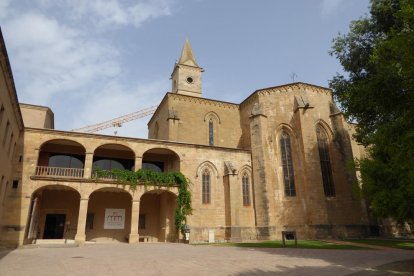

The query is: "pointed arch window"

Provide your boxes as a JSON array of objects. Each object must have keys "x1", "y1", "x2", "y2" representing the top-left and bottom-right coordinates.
[
  {"x1": 202, "y1": 168, "x2": 211, "y2": 204},
  {"x1": 208, "y1": 118, "x2": 214, "y2": 146},
  {"x1": 280, "y1": 131, "x2": 296, "y2": 196},
  {"x1": 242, "y1": 173, "x2": 251, "y2": 206},
  {"x1": 316, "y1": 126, "x2": 335, "y2": 197}
]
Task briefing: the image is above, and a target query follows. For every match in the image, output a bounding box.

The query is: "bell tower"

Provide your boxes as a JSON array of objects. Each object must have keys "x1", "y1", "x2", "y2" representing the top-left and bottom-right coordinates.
[{"x1": 171, "y1": 39, "x2": 204, "y2": 97}]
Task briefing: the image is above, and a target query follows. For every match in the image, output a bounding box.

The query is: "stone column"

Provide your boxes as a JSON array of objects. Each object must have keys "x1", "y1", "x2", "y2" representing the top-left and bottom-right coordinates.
[
  {"x1": 227, "y1": 173, "x2": 242, "y2": 242},
  {"x1": 83, "y1": 152, "x2": 94, "y2": 179},
  {"x1": 129, "y1": 199, "x2": 140, "y2": 243},
  {"x1": 249, "y1": 103, "x2": 275, "y2": 239},
  {"x1": 75, "y1": 198, "x2": 89, "y2": 245},
  {"x1": 134, "y1": 156, "x2": 142, "y2": 172}
]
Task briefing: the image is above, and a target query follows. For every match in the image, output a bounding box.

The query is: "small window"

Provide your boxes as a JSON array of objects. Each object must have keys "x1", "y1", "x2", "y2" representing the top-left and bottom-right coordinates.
[
  {"x1": 316, "y1": 126, "x2": 335, "y2": 197},
  {"x1": 202, "y1": 169, "x2": 211, "y2": 204},
  {"x1": 242, "y1": 173, "x2": 251, "y2": 206},
  {"x1": 280, "y1": 131, "x2": 296, "y2": 196},
  {"x1": 139, "y1": 214, "x2": 146, "y2": 229},
  {"x1": 86, "y1": 213, "x2": 94, "y2": 230},
  {"x1": 12, "y1": 180, "x2": 18, "y2": 189},
  {"x1": 208, "y1": 118, "x2": 214, "y2": 146},
  {"x1": 19, "y1": 155, "x2": 23, "y2": 162}
]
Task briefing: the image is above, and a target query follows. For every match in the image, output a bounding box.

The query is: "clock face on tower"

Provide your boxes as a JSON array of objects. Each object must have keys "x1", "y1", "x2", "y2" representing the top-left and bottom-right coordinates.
[{"x1": 186, "y1": 76, "x2": 193, "y2": 84}]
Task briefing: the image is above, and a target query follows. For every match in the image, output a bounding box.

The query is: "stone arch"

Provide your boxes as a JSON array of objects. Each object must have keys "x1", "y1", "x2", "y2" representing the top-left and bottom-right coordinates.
[
  {"x1": 196, "y1": 161, "x2": 220, "y2": 179},
  {"x1": 238, "y1": 164, "x2": 252, "y2": 180},
  {"x1": 86, "y1": 187, "x2": 133, "y2": 243},
  {"x1": 139, "y1": 189, "x2": 178, "y2": 242},
  {"x1": 39, "y1": 138, "x2": 86, "y2": 152},
  {"x1": 93, "y1": 143, "x2": 136, "y2": 172},
  {"x1": 275, "y1": 123, "x2": 297, "y2": 139},
  {"x1": 203, "y1": 111, "x2": 221, "y2": 124},
  {"x1": 141, "y1": 147, "x2": 181, "y2": 172},
  {"x1": 37, "y1": 139, "x2": 87, "y2": 177},
  {"x1": 26, "y1": 184, "x2": 81, "y2": 243},
  {"x1": 315, "y1": 119, "x2": 334, "y2": 140}
]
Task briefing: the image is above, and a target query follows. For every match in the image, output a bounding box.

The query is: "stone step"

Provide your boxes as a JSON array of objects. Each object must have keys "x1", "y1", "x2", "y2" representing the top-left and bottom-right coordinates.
[{"x1": 35, "y1": 239, "x2": 76, "y2": 245}]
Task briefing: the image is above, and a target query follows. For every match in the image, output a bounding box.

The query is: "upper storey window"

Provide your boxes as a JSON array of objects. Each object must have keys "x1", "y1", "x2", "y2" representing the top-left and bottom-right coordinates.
[
  {"x1": 316, "y1": 126, "x2": 335, "y2": 197},
  {"x1": 208, "y1": 118, "x2": 214, "y2": 146},
  {"x1": 280, "y1": 131, "x2": 296, "y2": 196}
]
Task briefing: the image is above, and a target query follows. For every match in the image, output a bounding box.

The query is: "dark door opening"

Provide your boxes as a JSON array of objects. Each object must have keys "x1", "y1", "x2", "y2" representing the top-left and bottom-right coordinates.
[{"x1": 43, "y1": 214, "x2": 66, "y2": 239}]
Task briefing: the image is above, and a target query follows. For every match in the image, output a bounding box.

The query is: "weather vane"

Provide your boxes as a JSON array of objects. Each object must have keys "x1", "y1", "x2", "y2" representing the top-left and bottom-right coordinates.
[{"x1": 290, "y1": 72, "x2": 298, "y2": 82}]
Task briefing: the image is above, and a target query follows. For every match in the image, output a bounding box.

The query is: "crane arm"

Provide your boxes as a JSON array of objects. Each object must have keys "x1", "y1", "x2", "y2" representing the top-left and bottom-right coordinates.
[{"x1": 71, "y1": 105, "x2": 158, "y2": 133}]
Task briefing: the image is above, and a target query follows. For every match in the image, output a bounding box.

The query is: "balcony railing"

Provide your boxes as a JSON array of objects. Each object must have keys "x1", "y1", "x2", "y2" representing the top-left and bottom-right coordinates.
[{"x1": 35, "y1": 166, "x2": 84, "y2": 178}]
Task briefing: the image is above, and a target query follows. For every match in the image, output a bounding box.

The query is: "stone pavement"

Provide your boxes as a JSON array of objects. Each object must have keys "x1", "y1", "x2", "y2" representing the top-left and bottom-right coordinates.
[{"x1": 0, "y1": 243, "x2": 413, "y2": 275}]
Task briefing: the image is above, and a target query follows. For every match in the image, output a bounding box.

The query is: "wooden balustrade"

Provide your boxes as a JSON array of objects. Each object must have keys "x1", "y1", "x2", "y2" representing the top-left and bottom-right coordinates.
[{"x1": 35, "y1": 166, "x2": 84, "y2": 178}]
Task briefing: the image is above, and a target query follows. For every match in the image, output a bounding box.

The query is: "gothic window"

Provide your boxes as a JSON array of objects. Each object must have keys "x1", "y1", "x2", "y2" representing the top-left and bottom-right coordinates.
[
  {"x1": 242, "y1": 173, "x2": 251, "y2": 206},
  {"x1": 202, "y1": 168, "x2": 211, "y2": 204},
  {"x1": 316, "y1": 126, "x2": 335, "y2": 197},
  {"x1": 208, "y1": 118, "x2": 214, "y2": 146},
  {"x1": 280, "y1": 131, "x2": 296, "y2": 196}
]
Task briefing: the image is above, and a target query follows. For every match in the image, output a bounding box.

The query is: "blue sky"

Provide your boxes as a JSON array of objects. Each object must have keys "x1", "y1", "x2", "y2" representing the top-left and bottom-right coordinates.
[{"x1": 1, "y1": 0, "x2": 370, "y2": 138}]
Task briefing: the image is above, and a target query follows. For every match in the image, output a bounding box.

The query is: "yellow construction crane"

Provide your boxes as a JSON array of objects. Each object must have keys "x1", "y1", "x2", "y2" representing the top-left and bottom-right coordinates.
[{"x1": 71, "y1": 105, "x2": 158, "y2": 133}]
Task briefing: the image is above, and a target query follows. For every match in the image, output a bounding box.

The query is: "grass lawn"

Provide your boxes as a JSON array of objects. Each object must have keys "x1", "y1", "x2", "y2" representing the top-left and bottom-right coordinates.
[
  {"x1": 348, "y1": 239, "x2": 414, "y2": 250},
  {"x1": 208, "y1": 240, "x2": 367, "y2": 250}
]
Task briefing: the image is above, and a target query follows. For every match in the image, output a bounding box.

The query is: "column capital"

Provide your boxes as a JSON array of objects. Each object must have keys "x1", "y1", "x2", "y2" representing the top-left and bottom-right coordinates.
[
  {"x1": 80, "y1": 198, "x2": 89, "y2": 201},
  {"x1": 85, "y1": 152, "x2": 94, "y2": 155}
]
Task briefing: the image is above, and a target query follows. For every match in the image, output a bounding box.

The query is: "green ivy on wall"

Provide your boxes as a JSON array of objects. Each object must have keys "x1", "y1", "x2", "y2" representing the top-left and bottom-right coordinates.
[{"x1": 93, "y1": 168, "x2": 192, "y2": 235}]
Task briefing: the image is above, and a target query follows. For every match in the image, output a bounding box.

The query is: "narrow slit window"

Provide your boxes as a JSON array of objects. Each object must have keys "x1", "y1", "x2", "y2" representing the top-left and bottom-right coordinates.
[
  {"x1": 316, "y1": 126, "x2": 335, "y2": 197},
  {"x1": 242, "y1": 173, "x2": 251, "y2": 206},
  {"x1": 280, "y1": 131, "x2": 296, "y2": 196},
  {"x1": 208, "y1": 118, "x2": 214, "y2": 146},
  {"x1": 202, "y1": 169, "x2": 211, "y2": 204}
]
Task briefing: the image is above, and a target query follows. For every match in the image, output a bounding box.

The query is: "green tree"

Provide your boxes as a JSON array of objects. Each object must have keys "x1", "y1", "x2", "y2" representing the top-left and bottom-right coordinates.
[{"x1": 330, "y1": 0, "x2": 414, "y2": 224}]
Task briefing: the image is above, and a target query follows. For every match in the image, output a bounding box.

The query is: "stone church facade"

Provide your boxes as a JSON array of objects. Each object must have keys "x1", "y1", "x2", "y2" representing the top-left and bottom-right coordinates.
[{"x1": 0, "y1": 29, "x2": 369, "y2": 247}]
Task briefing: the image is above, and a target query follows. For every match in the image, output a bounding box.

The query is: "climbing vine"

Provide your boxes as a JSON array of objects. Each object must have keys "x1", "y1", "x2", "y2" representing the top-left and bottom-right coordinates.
[{"x1": 93, "y1": 168, "x2": 192, "y2": 235}]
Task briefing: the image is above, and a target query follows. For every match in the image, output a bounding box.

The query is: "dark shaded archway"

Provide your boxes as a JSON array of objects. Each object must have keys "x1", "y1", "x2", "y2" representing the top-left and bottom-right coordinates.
[
  {"x1": 139, "y1": 190, "x2": 177, "y2": 242},
  {"x1": 142, "y1": 148, "x2": 180, "y2": 172},
  {"x1": 93, "y1": 144, "x2": 135, "y2": 174},
  {"x1": 26, "y1": 185, "x2": 80, "y2": 244},
  {"x1": 36, "y1": 139, "x2": 86, "y2": 178}
]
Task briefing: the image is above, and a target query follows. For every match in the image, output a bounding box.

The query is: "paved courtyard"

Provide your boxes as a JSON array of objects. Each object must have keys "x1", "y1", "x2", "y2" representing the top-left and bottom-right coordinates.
[{"x1": 0, "y1": 243, "x2": 413, "y2": 275}]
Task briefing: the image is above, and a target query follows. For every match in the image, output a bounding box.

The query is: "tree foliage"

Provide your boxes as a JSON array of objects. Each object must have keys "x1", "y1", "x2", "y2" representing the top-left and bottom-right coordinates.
[{"x1": 330, "y1": 0, "x2": 414, "y2": 224}]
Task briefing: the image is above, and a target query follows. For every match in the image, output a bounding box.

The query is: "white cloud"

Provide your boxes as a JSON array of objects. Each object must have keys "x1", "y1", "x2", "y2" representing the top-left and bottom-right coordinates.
[
  {"x1": 40, "y1": 0, "x2": 173, "y2": 28},
  {"x1": 4, "y1": 13, "x2": 120, "y2": 103},
  {"x1": 321, "y1": 0, "x2": 345, "y2": 15},
  {"x1": 2, "y1": 0, "x2": 175, "y2": 138}
]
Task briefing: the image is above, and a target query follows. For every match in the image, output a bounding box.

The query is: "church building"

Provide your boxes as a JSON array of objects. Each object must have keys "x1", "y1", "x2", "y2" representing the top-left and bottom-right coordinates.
[{"x1": 0, "y1": 29, "x2": 369, "y2": 246}]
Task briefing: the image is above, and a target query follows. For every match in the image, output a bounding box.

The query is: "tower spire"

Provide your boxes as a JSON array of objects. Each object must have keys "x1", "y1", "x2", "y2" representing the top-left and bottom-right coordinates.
[
  {"x1": 171, "y1": 39, "x2": 203, "y2": 97},
  {"x1": 178, "y1": 39, "x2": 199, "y2": 67}
]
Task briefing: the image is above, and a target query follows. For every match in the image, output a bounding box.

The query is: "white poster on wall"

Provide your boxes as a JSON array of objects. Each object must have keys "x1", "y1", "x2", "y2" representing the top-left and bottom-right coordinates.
[{"x1": 104, "y1": 208, "x2": 125, "y2": 229}]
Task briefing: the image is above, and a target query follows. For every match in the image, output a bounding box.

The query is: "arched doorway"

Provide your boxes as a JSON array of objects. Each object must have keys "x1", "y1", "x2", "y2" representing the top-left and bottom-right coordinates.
[
  {"x1": 139, "y1": 190, "x2": 177, "y2": 242},
  {"x1": 86, "y1": 188, "x2": 132, "y2": 243},
  {"x1": 26, "y1": 185, "x2": 80, "y2": 243},
  {"x1": 142, "y1": 148, "x2": 180, "y2": 172}
]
